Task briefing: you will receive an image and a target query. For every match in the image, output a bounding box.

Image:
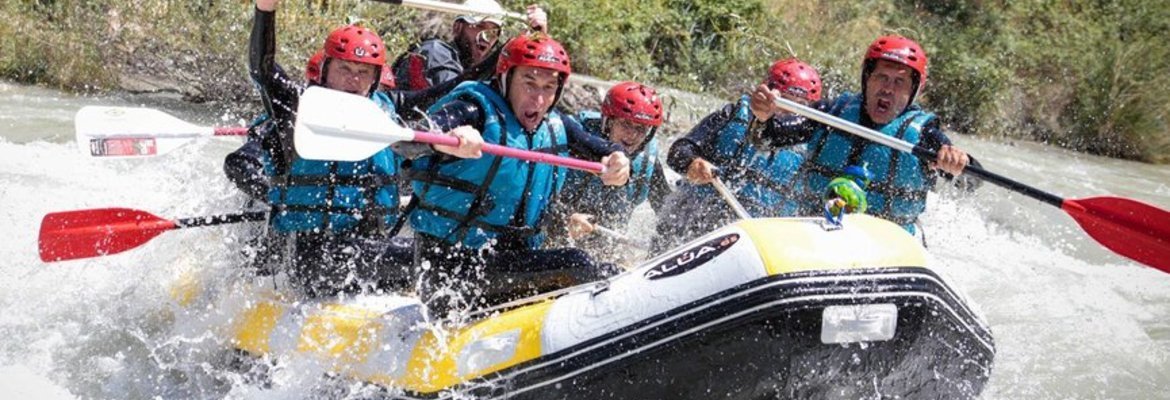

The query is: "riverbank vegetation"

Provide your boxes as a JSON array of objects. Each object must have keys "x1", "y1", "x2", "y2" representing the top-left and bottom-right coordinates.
[{"x1": 2, "y1": 0, "x2": 1167, "y2": 162}]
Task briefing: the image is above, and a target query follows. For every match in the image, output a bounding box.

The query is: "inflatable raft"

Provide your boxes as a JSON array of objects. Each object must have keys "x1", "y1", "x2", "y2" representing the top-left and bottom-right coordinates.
[{"x1": 182, "y1": 215, "x2": 994, "y2": 399}]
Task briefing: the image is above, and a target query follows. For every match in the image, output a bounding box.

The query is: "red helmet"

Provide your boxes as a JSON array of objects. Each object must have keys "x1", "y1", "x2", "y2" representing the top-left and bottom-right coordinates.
[
  {"x1": 380, "y1": 65, "x2": 396, "y2": 90},
  {"x1": 322, "y1": 25, "x2": 387, "y2": 67},
  {"x1": 305, "y1": 51, "x2": 324, "y2": 84},
  {"x1": 864, "y1": 35, "x2": 928, "y2": 92},
  {"x1": 495, "y1": 33, "x2": 571, "y2": 78},
  {"x1": 602, "y1": 82, "x2": 663, "y2": 127},
  {"x1": 766, "y1": 58, "x2": 823, "y2": 102}
]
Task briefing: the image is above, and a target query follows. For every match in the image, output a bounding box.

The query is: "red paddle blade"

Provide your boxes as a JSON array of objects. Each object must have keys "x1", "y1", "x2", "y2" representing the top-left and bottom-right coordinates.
[
  {"x1": 1063, "y1": 196, "x2": 1170, "y2": 273},
  {"x1": 38, "y1": 208, "x2": 178, "y2": 262}
]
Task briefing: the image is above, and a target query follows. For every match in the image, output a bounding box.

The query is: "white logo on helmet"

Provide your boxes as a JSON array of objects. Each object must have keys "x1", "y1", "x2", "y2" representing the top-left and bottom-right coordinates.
[
  {"x1": 537, "y1": 53, "x2": 559, "y2": 63},
  {"x1": 634, "y1": 112, "x2": 655, "y2": 121},
  {"x1": 354, "y1": 47, "x2": 367, "y2": 57},
  {"x1": 785, "y1": 86, "x2": 809, "y2": 98},
  {"x1": 881, "y1": 51, "x2": 906, "y2": 62}
]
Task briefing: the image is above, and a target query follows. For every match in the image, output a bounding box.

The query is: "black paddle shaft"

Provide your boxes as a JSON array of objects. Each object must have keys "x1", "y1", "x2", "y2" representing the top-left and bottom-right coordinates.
[
  {"x1": 176, "y1": 212, "x2": 267, "y2": 228},
  {"x1": 911, "y1": 146, "x2": 1064, "y2": 208}
]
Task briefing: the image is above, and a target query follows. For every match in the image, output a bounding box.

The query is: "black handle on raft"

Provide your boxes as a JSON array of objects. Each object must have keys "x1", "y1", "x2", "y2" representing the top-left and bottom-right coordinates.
[
  {"x1": 911, "y1": 146, "x2": 1064, "y2": 208},
  {"x1": 177, "y1": 212, "x2": 267, "y2": 229}
]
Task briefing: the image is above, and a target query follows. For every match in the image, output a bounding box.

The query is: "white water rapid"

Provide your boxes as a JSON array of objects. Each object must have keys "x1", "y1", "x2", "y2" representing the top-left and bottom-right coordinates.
[{"x1": 2, "y1": 81, "x2": 1168, "y2": 399}]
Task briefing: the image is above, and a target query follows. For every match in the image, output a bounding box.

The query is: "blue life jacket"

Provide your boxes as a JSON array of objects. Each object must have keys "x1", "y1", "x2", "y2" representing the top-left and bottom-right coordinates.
[
  {"x1": 562, "y1": 110, "x2": 659, "y2": 220},
  {"x1": 408, "y1": 81, "x2": 569, "y2": 249},
  {"x1": 264, "y1": 91, "x2": 401, "y2": 234},
  {"x1": 796, "y1": 92, "x2": 933, "y2": 230},
  {"x1": 682, "y1": 95, "x2": 805, "y2": 217}
]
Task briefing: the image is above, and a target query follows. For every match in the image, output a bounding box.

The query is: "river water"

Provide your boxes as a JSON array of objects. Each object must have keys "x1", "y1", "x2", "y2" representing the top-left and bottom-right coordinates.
[{"x1": 1, "y1": 80, "x2": 1168, "y2": 399}]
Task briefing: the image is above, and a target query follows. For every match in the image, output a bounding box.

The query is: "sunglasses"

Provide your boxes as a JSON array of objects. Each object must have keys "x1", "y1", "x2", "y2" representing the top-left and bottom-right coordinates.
[{"x1": 475, "y1": 27, "x2": 501, "y2": 45}]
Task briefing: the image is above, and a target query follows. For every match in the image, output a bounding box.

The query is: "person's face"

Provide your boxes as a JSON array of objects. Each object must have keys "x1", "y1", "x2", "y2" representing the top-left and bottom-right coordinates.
[
  {"x1": 607, "y1": 118, "x2": 652, "y2": 153},
  {"x1": 506, "y1": 66, "x2": 561, "y2": 132},
  {"x1": 864, "y1": 59, "x2": 916, "y2": 125},
  {"x1": 323, "y1": 59, "x2": 378, "y2": 96},
  {"x1": 771, "y1": 85, "x2": 813, "y2": 118},
  {"x1": 454, "y1": 20, "x2": 501, "y2": 65}
]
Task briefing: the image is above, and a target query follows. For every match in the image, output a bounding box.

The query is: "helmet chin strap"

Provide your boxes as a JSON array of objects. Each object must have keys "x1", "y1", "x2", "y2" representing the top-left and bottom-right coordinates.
[{"x1": 497, "y1": 70, "x2": 510, "y2": 101}]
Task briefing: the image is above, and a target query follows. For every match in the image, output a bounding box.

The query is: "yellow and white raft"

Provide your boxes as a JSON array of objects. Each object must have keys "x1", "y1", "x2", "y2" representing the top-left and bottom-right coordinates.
[{"x1": 182, "y1": 216, "x2": 994, "y2": 399}]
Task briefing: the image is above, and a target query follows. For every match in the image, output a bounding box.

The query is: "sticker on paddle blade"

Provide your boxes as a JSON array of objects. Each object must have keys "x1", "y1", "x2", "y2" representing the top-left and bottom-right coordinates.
[
  {"x1": 89, "y1": 138, "x2": 157, "y2": 157},
  {"x1": 645, "y1": 233, "x2": 740, "y2": 280}
]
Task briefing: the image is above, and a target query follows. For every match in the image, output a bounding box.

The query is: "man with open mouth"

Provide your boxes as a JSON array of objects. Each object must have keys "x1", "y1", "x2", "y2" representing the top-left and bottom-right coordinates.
[
  {"x1": 757, "y1": 35, "x2": 982, "y2": 238},
  {"x1": 400, "y1": 33, "x2": 631, "y2": 318}
]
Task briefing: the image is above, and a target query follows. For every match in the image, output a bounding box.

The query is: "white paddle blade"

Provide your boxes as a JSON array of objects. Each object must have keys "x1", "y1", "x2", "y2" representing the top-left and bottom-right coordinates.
[
  {"x1": 75, "y1": 106, "x2": 211, "y2": 158},
  {"x1": 294, "y1": 86, "x2": 416, "y2": 162},
  {"x1": 399, "y1": 0, "x2": 525, "y2": 20}
]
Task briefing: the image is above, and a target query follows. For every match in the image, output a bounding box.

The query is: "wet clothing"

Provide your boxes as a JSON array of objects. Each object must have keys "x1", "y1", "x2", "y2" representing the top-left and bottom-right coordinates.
[
  {"x1": 408, "y1": 82, "x2": 569, "y2": 250},
  {"x1": 390, "y1": 38, "x2": 499, "y2": 94},
  {"x1": 759, "y1": 92, "x2": 983, "y2": 233},
  {"x1": 225, "y1": 7, "x2": 413, "y2": 297},
  {"x1": 402, "y1": 80, "x2": 621, "y2": 311},
  {"x1": 227, "y1": 118, "x2": 414, "y2": 297},
  {"x1": 653, "y1": 96, "x2": 806, "y2": 252},
  {"x1": 548, "y1": 111, "x2": 672, "y2": 260}
]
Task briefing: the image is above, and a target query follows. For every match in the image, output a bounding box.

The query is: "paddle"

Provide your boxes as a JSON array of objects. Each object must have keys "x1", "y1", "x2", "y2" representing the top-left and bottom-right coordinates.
[
  {"x1": 772, "y1": 96, "x2": 1170, "y2": 273},
  {"x1": 38, "y1": 208, "x2": 266, "y2": 262},
  {"x1": 370, "y1": 0, "x2": 526, "y2": 21},
  {"x1": 76, "y1": 106, "x2": 247, "y2": 158},
  {"x1": 712, "y1": 177, "x2": 752, "y2": 220},
  {"x1": 294, "y1": 86, "x2": 605, "y2": 174}
]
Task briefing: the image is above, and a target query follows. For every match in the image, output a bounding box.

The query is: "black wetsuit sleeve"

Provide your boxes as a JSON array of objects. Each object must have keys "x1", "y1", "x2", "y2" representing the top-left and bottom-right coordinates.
[
  {"x1": 563, "y1": 114, "x2": 622, "y2": 160},
  {"x1": 919, "y1": 120, "x2": 984, "y2": 191},
  {"x1": 391, "y1": 99, "x2": 485, "y2": 160},
  {"x1": 224, "y1": 132, "x2": 271, "y2": 202},
  {"x1": 383, "y1": 74, "x2": 463, "y2": 116},
  {"x1": 918, "y1": 119, "x2": 952, "y2": 152},
  {"x1": 754, "y1": 99, "x2": 834, "y2": 148},
  {"x1": 249, "y1": 7, "x2": 302, "y2": 123},
  {"x1": 428, "y1": 99, "x2": 486, "y2": 132},
  {"x1": 647, "y1": 161, "x2": 672, "y2": 212},
  {"x1": 666, "y1": 104, "x2": 736, "y2": 173}
]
